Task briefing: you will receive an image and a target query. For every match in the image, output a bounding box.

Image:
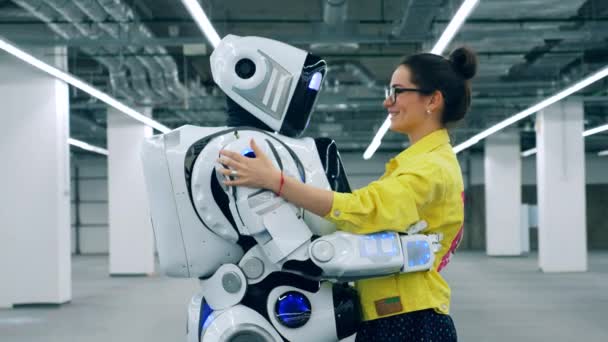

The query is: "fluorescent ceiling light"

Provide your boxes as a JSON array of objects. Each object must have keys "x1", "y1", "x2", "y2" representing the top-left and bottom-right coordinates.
[
  {"x1": 0, "y1": 37, "x2": 170, "y2": 133},
  {"x1": 363, "y1": 0, "x2": 479, "y2": 159},
  {"x1": 363, "y1": 117, "x2": 391, "y2": 159},
  {"x1": 431, "y1": 0, "x2": 480, "y2": 55},
  {"x1": 583, "y1": 123, "x2": 608, "y2": 137},
  {"x1": 69, "y1": 138, "x2": 108, "y2": 156},
  {"x1": 181, "y1": 0, "x2": 221, "y2": 48},
  {"x1": 521, "y1": 147, "x2": 537, "y2": 158},
  {"x1": 519, "y1": 123, "x2": 608, "y2": 157},
  {"x1": 453, "y1": 64, "x2": 608, "y2": 154}
]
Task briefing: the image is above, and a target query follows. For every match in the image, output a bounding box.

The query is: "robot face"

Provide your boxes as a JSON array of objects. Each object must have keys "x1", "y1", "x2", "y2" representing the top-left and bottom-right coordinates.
[{"x1": 211, "y1": 35, "x2": 327, "y2": 137}]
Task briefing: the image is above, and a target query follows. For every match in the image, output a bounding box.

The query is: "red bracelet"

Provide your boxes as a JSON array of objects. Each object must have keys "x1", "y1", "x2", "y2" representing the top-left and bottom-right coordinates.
[{"x1": 277, "y1": 172, "x2": 285, "y2": 196}]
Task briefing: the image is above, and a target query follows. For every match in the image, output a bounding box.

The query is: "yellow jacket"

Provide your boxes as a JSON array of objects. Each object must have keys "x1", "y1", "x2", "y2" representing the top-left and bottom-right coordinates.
[{"x1": 325, "y1": 129, "x2": 465, "y2": 321}]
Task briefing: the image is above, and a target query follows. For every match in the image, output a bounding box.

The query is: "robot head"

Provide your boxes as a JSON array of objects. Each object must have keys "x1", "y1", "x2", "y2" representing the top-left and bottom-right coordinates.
[{"x1": 211, "y1": 35, "x2": 327, "y2": 137}]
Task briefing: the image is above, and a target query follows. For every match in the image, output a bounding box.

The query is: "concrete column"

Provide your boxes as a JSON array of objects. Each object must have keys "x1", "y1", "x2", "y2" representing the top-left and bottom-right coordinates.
[
  {"x1": 0, "y1": 47, "x2": 71, "y2": 307},
  {"x1": 484, "y1": 131, "x2": 522, "y2": 256},
  {"x1": 520, "y1": 204, "x2": 530, "y2": 254},
  {"x1": 536, "y1": 99, "x2": 587, "y2": 272},
  {"x1": 107, "y1": 108, "x2": 155, "y2": 275}
]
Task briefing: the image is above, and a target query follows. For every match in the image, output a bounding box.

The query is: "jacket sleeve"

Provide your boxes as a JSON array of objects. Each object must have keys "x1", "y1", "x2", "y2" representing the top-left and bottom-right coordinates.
[{"x1": 324, "y1": 161, "x2": 442, "y2": 234}]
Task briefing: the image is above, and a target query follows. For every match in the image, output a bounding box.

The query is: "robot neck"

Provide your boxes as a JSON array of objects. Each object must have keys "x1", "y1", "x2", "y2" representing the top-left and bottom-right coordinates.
[{"x1": 225, "y1": 96, "x2": 273, "y2": 131}]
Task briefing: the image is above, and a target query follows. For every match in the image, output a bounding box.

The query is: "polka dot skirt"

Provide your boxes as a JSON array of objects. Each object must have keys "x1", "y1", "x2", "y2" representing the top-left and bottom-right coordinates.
[{"x1": 355, "y1": 309, "x2": 458, "y2": 342}]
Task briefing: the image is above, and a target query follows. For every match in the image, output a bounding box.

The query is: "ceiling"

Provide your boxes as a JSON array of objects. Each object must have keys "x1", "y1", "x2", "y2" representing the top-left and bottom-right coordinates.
[{"x1": 1, "y1": 0, "x2": 608, "y2": 154}]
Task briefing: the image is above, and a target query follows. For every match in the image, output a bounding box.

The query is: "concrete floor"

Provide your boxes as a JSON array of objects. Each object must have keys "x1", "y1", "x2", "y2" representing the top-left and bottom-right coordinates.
[{"x1": 1, "y1": 252, "x2": 607, "y2": 341}]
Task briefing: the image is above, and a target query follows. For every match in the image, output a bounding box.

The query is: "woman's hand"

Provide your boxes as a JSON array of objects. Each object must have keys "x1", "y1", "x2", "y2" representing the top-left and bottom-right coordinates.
[
  {"x1": 219, "y1": 138, "x2": 334, "y2": 216},
  {"x1": 217, "y1": 139, "x2": 282, "y2": 192}
]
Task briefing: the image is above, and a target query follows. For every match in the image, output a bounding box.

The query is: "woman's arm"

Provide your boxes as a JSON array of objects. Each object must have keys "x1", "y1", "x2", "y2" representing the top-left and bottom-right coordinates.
[
  {"x1": 217, "y1": 139, "x2": 334, "y2": 217},
  {"x1": 218, "y1": 139, "x2": 439, "y2": 234},
  {"x1": 275, "y1": 172, "x2": 334, "y2": 217}
]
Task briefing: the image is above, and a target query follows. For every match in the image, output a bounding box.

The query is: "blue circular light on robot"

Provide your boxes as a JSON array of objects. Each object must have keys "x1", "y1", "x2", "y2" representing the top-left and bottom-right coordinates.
[
  {"x1": 274, "y1": 291, "x2": 312, "y2": 328},
  {"x1": 241, "y1": 148, "x2": 256, "y2": 158}
]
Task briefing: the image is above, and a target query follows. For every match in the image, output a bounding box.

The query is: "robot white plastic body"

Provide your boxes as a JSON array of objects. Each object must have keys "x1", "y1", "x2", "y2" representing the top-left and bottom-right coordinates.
[
  {"x1": 142, "y1": 125, "x2": 441, "y2": 341},
  {"x1": 141, "y1": 35, "x2": 441, "y2": 342},
  {"x1": 142, "y1": 125, "x2": 362, "y2": 341}
]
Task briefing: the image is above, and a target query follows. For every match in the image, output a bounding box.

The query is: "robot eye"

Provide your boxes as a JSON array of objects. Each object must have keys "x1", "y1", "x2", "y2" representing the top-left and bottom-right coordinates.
[{"x1": 235, "y1": 58, "x2": 256, "y2": 79}]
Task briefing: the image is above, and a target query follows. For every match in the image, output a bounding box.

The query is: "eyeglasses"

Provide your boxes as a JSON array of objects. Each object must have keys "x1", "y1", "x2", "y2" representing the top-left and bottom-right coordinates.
[{"x1": 385, "y1": 86, "x2": 433, "y2": 104}]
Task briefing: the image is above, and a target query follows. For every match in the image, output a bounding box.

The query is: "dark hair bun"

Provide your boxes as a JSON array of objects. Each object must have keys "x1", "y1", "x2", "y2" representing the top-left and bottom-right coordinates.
[{"x1": 449, "y1": 47, "x2": 477, "y2": 80}]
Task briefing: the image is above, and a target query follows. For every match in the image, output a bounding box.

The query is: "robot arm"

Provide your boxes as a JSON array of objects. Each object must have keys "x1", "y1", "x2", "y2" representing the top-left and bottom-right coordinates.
[{"x1": 309, "y1": 229, "x2": 443, "y2": 281}]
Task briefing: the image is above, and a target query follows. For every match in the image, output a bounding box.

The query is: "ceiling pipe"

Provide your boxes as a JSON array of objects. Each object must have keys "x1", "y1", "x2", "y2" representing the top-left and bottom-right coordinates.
[
  {"x1": 69, "y1": 0, "x2": 166, "y2": 101},
  {"x1": 92, "y1": 0, "x2": 184, "y2": 100},
  {"x1": 14, "y1": 0, "x2": 146, "y2": 102},
  {"x1": 326, "y1": 61, "x2": 384, "y2": 92},
  {"x1": 392, "y1": 0, "x2": 442, "y2": 38},
  {"x1": 323, "y1": 0, "x2": 348, "y2": 27},
  {"x1": 15, "y1": 0, "x2": 190, "y2": 105},
  {"x1": 311, "y1": 0, "x2": 358, "y2": 51}
]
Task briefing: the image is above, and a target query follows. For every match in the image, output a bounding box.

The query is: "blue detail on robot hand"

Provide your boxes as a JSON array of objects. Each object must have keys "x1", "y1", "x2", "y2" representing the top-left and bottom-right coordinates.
[
  {"x1": 406, "y1": 240, "x2": 431, "y2": 268},
  {"x1": 308, "y1": 72, "x2": 322, "y2": 91},
  {"x1": 275, "y1": 291, "x2": 312, "y2": 328},
  {"x1": 241, "y1": 148, "x2": 256, "y2": 158}
]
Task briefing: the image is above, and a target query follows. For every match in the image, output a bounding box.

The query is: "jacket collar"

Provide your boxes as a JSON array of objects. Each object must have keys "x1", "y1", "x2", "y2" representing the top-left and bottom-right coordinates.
[{"x1": 389, "y1": 129, "x2": 451, "y2": 168}]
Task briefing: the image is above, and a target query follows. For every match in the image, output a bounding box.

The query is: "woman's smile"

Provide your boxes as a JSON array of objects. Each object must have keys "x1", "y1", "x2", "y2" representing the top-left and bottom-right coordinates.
[{"x1": 389, "y1": 110, "x2": 402, "y2": 119}]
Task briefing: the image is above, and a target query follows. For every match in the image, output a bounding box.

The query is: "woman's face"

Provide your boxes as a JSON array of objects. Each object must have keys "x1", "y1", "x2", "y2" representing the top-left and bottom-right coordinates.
[{"x1": 383, "y1": 65, "x2": 432, "y2": 135}]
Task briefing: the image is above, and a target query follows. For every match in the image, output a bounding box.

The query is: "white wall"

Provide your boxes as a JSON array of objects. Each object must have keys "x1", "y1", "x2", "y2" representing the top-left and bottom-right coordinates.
[
  {"x1": 484, "y1": 133, "x2": 522, "y2": 255},
  {"x1": 106, "y1": 109, "x2": 155, "y2": 274},
  {"x1": 0, "y1": 49, "x2": 71, "y2": 306},
  {"x1": 71, "y1": 156, "x2": 109, "y2": 254},
  {"x1": 536, "y1": 102, "x2": 587, "y2": 271}
]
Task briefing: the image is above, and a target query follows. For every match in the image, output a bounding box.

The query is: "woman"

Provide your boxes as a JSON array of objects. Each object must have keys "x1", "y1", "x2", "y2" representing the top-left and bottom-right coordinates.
[{"x1": 217, "y1": 47, "x2": 477, "y2": 341}]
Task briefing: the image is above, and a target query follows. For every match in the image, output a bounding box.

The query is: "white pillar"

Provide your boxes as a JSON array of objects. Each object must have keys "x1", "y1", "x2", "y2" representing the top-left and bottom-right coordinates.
[
  {"x1": 536, "y1": 99, "x2": 587, "y2": 272},
  {"x1": 520, "y1": 204, "x2": 530, "y2": 254},
  {"x1": 484, "y1": 131, "x2": 522, "y2": 256},
  {"x1": 0, "y1": 47, "x2": 71, "y2": 307},
  {"x1": 107, "y1": 108, "x2": 155, "y2": 275}
]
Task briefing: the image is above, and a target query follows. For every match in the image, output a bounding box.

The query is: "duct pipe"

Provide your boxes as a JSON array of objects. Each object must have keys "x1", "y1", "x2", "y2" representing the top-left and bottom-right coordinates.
[{"x1": 323, "y1": 0, "x2": 348, "y2": 27}]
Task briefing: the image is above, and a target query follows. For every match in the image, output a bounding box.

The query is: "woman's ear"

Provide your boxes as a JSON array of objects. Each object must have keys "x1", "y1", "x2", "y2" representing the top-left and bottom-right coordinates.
[{"x1": 427, "y1": 90, "x2": 444, "y2": 114}]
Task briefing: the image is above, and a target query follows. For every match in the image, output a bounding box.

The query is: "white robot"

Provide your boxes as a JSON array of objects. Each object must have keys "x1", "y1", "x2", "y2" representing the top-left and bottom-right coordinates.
[{"x1": 141, "y1": 35, "x2": 443, "y2": 342}]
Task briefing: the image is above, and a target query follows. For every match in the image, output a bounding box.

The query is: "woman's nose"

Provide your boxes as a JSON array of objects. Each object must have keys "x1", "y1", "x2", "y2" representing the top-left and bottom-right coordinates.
[{"x1": 383, "y1": 97, "x2": 392, "y2": 109}]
